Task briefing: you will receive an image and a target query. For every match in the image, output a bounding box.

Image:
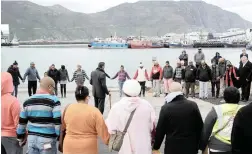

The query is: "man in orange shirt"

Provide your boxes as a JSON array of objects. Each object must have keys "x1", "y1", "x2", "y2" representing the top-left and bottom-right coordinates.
[{"x1": 150, "y1": 61, "x2": 163, "y2": 97}]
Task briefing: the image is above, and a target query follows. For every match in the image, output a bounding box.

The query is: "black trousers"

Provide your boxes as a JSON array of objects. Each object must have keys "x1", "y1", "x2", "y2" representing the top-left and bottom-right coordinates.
[
  {"x1": 185, "y1": 82, "x2": 195, "y2": 97},
  {"x1": 241, "y1": 81, "x2": 251, "y2": 100},
  {"x1": 28, "y1": 81, "x2": 37, "y2": 96},
  {"x1": 60, "y1": 84, "x2": 66, "y2": 97},
  {"x1": 210, "y1": 151, "x2": 231, "y2": 154},
  {"x1": 12, "y1": 85, "x2": 18, "y2": 97},
  {"x1": 94, "y1": 97, "x2": 105, "y2": 114},
  {"x1": 211, "y1": 81, "x2": 220, "y2": 97},
  {"x1": 54, "y1": 82, "x2": 58, "y2": 96},
  {"x1": 138, "y1": 81, "x2": 146, "y2": 97}
]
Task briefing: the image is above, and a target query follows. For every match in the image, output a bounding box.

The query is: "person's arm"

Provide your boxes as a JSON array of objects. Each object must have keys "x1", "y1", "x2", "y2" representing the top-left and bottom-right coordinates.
[
  {"x1": 11, "y1": 100, "x2": 21, "y2": 129},
  {"x1": 36, "y1": 70, "x2": 40, "y2": 80},
  {"x1": 203, "y1": 53, "x2": 205, "y2": 60},
  {"x1": 66, "y1": 70, "x2": 70, "y2": 82},
  {"x1": 145, "y1": 69, "x2": 149, "y2": 80},
  {"x1": 18, "y1": 70, "x2": 23, "y2": 80},
  {"x1": 182, "y1": 68, "x2": 185, "y2": 80},
  {"x1": 199, "y1": 107, "x2": 217, "y2": 151},
  {"x1": 173, "y1": 68, "x2": 176, "y2": 79},
  {"x1": 90, "y1": 73, "x2": 93, "y2": 85},
  {"x1": 71, "y1": 71, "x2": 76, "y2": 82},
  {"x1": 194, "y1": 103, "x2": 204, "y2": 149},
  {"x1": 105, "y1": 73, "x2": 111, "y2": 79},
  {"x1": 111, "y1": 72, "x2": 118, "y2": 80},
  {"x1": 52, "y1": 98, "x2": 61, "y2": 137},
  {"x1": 153, "y1": 106, "x2": 166, "y2": 150},
  {"x1": 95, "y1": 110, "x2": 110, "y2": 145},
  {"x1": 126, "y1": 72, "x2": 131, "y2": 79},
  {"x1": 194, "y1": 54, "x2": 196, "y2": 62},
  {"x1": 196, "y1": 68, "x2": 200, "y2": 80},
  {"x1": 150, "y1": 68, "x2": 153, "y2": 80},
  {"x1": 231, "y1": 110, "x2": 244, "y2": 154},
  {"x1": 159, "y1": 67, "x2": 163, "y2": 80},
  {"x1": 23, "y1": 68, "x2": 29, "y2": 81},
  {"x1": 100, "y1": 73, "x2": 109, "y2": 95},
  {"x1": 17, "y1": 103, "x2": 28, "y2": 140},
  {"x1": 83, "y1": 70, "x2": 89, "y2": 80},
  {"x1": 133, "y1": 70, "x2": 138, "y2": 79},
  {"x1": 208, "y1": 67, "x2": 212, "y2": 81}
]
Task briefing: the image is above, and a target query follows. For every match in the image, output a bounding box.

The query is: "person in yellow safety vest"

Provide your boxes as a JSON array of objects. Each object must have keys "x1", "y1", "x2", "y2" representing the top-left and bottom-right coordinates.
[{"x1": 199, "y1": 87, "x2": 244, "y2": 154}]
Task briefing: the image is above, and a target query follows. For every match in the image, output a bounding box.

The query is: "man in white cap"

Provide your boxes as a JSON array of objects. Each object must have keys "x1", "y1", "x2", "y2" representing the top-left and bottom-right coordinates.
[
  {"x1": 106, "y1": 80, "x2": 156, "y2": 154},
  {"x1": 153, "y1": 82, "x2": 203, "y2": 154},
  {"x1": 133, "y1": 62, "x2": 149, "y2": 97}
]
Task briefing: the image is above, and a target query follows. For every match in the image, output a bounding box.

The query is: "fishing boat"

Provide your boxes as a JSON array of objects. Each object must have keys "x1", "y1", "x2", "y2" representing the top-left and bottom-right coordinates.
[
  {"x1": 168, "y1": 42, "x2": 182, "y2": 48},
  {"x1": 163, "y1": 43, "x2": 170, "y2": 48},
  {"x1": 224, "y1": 41, "x2": 248, "y2": 48},
  {"x1": 88, "y1": 35, "x2": 128, "y2": 49},
  {"x1": 89, "y1": 41, "x2": 128, "y2": 49},
  {"x1": 151, "y1": 41, "x2": 164, "y2": 48},
  {"x1": 11, "y1": 34, "x2": 19, "y2": 46},
  {"x1": 246, "y1": 42, "x2": 252, "y2": 50},
  {"x1": 129, "y1": 40, "x2": 152, "y2": 49}
]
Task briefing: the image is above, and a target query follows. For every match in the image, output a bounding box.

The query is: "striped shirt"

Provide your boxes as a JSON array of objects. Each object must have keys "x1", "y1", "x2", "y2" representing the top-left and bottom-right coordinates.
[
  {"x1": 71, "y1": 70, "x2": 89, "y2": 84},
  {"x1": 16, "y1": 94, "x2": 61, "y2": 139}
]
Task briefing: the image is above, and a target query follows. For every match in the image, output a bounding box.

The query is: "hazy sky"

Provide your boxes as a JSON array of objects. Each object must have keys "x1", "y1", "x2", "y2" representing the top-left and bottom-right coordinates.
[{"x1": 24, "y1": 0, "x2": 252, "y2": 22}]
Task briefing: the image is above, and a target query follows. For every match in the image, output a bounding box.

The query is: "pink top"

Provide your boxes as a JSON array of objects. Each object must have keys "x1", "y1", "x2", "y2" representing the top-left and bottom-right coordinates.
[{"x1": 1, "y1": 72, "x2": 21, "y2": 137}]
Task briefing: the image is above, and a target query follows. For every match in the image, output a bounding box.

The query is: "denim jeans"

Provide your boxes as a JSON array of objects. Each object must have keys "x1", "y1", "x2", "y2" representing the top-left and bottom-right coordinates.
[
  {"x1": 118, "y1": 81, "x2": 125, "y2": 97},
  {"x1": 27, "y1": 135, "x2": 57, "y2": 154},
  {"x1": 12, "y1": 85, "x2": 18, "y2": 97}
]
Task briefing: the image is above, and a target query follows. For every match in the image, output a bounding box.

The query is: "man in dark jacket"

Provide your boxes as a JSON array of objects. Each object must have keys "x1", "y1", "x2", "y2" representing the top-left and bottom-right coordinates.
[
  {"x1": 239, "y1": 56, "x2": 252, "y2": 102},
  {"x1": 231, "y1": 100, "x2": 252, "y2": 154},
  {"x1": 47, "y1": 64, "x2": 60, "y2": 96},
  {"x1": 211, "y1": 52, "x2": 222, "y2": 65},
  {"x1": 90, "y1": 62, "x2": 111, "y2": 114},
  {"x1": 7, "y1": 61, "x2": 23, "y2": 97},
  {"x1": 153, "y1": 82, "x2": 203, "y2": 154},
  {"x1": 211, "y1": 61, "x2": 221, "y2": 98},
  {"x1": 179, "y1": 50, "x2": 188, "y2": 66},
  {"x1": 182, "y1": 61, "x2": 197, "y2": 98},
  {"x1": 200, "y1": 87, "x2": 243, "y2": 154},
  {"x1": 162, "y1": 61, "x2": 173, "y2": 96},
  {"x1": 197, "y1": 60, "x2": 212, "y2": 99}
]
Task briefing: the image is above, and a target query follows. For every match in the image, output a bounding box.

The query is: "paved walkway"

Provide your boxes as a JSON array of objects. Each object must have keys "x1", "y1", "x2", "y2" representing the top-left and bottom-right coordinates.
[{"x1": 17, "y1": 91, "x2": 213, "y2": 154}]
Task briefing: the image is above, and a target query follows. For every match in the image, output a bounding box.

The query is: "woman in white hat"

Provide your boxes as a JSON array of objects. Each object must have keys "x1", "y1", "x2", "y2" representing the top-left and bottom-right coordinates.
[{"x1": 106, "y1": 80, "x2": 156, "y2": 154}]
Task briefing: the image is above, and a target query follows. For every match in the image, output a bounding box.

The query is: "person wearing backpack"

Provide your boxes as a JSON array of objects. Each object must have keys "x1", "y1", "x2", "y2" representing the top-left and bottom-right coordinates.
[
  {"x1": 59, "y1": 65, "x2": 70, "y2": 98},
  {"x1": 199, "y1": 87, "x2": 244, "y2": 154}
]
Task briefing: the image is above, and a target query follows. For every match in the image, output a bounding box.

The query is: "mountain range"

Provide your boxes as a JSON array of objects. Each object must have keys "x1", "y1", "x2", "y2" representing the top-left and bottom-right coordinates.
[{"x1": 1, "y1": 1, "x2": 252, "y2": 41}]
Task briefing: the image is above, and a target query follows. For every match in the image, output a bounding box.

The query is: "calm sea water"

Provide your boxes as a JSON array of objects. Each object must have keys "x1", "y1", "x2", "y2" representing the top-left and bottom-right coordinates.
[{"x1": 1, "y1": 45, "x2": 249, "y2": 90}]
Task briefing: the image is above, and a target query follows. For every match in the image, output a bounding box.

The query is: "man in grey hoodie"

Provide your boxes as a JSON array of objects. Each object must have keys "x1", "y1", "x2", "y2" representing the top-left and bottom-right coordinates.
[
  {"x1": 23, "y1": 62, "x2": 41, "y2": 96},
  {"x1": 162, "y1": 61, "x2": 173, "y2": 96},
  {"x1": 194, "y1": 48, "x2": 205, "y2": 68}
]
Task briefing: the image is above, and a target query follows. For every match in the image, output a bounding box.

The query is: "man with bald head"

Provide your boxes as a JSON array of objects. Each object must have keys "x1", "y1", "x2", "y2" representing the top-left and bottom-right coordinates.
[
  {"x1": 17, "y1": 77, "x2": 61, "y2": 154},
  {"x1": 239, "y1": 56, "x2": 252, "y2": 102}
]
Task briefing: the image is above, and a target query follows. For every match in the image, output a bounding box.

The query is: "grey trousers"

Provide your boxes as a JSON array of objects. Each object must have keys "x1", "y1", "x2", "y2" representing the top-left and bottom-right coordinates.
[
  {"x1": 1, "y1": 137, "x2": 23, "y2": 154},
  {"x1": 185, "y1": 82, "x2": 195, "y2": 97},
  {"x1": 153, "y1": 80, "x2": 161, "y2": 97}
]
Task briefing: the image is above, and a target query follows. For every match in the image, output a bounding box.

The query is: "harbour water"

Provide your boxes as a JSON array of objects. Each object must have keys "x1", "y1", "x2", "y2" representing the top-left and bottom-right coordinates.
[{"x1": 1, "y1": 46, "x2": 249, "y2": 90}]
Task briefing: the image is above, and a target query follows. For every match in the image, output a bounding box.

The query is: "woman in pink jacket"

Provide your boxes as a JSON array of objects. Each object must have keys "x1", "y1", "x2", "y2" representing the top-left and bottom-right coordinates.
[{"x1": 1, "y1": 72, "x2": 22, "y2": 154}]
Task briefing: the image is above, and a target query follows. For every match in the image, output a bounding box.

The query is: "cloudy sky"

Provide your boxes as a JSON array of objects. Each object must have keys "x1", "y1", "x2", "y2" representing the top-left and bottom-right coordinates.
[{"x1": 25, "y1": 0, "x2": 252, "y2": 22}]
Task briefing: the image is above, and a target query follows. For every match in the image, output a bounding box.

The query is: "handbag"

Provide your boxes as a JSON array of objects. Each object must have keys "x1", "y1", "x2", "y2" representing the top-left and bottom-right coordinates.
[
  {"x1": 108, "y1": 108, "x2": 136, "y2": 152},
  {"x1": 58, "y1": 104, "x2": 71, "y2": 153}
]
